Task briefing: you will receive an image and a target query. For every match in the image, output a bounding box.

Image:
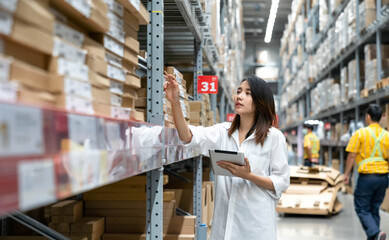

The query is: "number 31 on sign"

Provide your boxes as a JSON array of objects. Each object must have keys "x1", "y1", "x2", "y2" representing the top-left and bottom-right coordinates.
[{"x1": 197, "y1": 76, "x2": 218, "y2": 94}]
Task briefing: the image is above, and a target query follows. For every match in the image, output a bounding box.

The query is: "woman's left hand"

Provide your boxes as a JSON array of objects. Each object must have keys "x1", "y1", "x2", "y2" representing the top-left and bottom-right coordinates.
[{"x1": 217, "y1": 157, "x2": 252, "y2": 179}]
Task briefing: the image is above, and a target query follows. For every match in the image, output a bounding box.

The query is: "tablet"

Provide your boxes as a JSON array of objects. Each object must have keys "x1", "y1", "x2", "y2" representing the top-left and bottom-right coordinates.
[{"x1": 209, "y1": 149, "x2": 245, "y2": 177}]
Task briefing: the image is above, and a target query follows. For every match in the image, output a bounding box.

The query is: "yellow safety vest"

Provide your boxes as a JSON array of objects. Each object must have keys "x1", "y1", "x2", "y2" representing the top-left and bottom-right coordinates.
[{"x1": 357, "y1": 127, "x2": 387, "y2": 170}]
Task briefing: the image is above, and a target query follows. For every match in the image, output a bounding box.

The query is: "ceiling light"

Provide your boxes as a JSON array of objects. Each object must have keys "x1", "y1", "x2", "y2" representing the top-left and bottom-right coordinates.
[{"x1": 264, "y1": 0, "x2": 280, "y2": 43}]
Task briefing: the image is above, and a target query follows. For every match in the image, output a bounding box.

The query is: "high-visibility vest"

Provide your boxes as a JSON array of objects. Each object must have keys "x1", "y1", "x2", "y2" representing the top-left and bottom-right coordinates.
[
  {"x1": 310, "y1": 136, "x2": 320, "y2": 156},
  {"x1": 357, "y1": 127, "x2": 387, "y2": 170}
]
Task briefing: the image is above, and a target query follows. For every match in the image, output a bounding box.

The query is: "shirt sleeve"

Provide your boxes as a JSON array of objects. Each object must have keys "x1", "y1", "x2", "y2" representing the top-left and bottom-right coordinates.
[
  {"x1": 267, "y1": 131, "x2": 290, "y2": 200},
  {"x1": 346, "y1": 130, "x2": 361, "y2": 153},
  {"x1": 186, "y1": 123, "x2": 226, "y2": 157},
  {"x1": 304, "y1": 135, "x2": 311, "y2": 148}
]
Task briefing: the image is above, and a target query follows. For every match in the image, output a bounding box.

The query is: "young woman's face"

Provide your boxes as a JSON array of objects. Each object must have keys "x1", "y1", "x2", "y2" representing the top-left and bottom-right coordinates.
[{"x1": 235, "y1": 81, "x2": 255, "y2": 116}]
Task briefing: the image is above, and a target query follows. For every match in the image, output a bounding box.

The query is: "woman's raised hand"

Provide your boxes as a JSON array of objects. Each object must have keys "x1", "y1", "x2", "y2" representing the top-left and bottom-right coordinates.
[{"x1": 164, "y1": 71, "x2": 180, "y2": 102}]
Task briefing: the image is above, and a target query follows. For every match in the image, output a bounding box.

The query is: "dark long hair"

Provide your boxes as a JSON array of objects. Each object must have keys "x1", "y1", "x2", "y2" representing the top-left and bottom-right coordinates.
[{"x1": 228, "y1": 75, "x2": 276, "y2": 146}]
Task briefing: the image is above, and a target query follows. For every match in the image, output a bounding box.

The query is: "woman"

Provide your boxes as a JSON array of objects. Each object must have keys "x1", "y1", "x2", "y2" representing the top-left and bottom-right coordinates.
[{"x1": 164, "y1": 74, "x2": 290, "y2": 239}]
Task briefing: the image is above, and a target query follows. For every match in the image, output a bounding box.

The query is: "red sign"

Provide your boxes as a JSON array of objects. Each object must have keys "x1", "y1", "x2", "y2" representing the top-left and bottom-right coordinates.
[
  {"x1": 197, "y1": 76, "x2": 218, "y2": 94},
  {"x1": 324, "y1": 123, "x2": 331, "y2": 130},
  {"x1": 291, "y1": 130, "x2": 296, "y2": 135},
  {"x1": 226, "y1": 113, "x2": 235, "y2": 122}
]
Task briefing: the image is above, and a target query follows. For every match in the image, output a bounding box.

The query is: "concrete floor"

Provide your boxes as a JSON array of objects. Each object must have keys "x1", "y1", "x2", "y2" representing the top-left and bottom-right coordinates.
[{"x1": 277, "y1": 193, "x2": 389, "y2": 240}]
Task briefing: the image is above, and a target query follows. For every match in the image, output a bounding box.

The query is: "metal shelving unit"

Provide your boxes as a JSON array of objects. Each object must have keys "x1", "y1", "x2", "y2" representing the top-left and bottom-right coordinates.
[
  {"x1": 0, "y1": 0, "x2": 243, "y2": 239},
  {"x1": 279, "y1": 0, "x2": 389, "y2": 173}
]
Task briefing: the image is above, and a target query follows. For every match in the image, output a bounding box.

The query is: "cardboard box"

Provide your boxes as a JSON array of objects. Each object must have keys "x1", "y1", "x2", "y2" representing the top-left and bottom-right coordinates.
[
  {"x1": 123, "y1": 85, "x2": 138, "y2": 99},
  {"x1": 124, "y1": 23, "x2": 138, "y2": 40},
  {"x1": 126, "y1": 74, "x2": 141, "y2": 89},
  {"x1": 189, "y1": 102, "x2": 202, "y2": 112},
  {"x1": 50, "y1": 76, "x2": 92, "y2": 100},
  {"x1": 123, "y1": 10, "x2": 139, "y2": 31},
  {"x1": 1, "y1": 15, "x2": 53, "y2": 55},
  {"x1": 50, "y1": 0, "x2": 109, "y2": 33},
  {"x1": 0, "y1": 55, "x2": 49, "y2": 91},
  {"x1": 49, "y1": 222, "x2": 71, "y2": 233},
  {"x1": 116, "y1": 0, "x2": 149, "y2": 25},
  {"x1": 56, "y1": 94, "x2": 94, "y2": 114},
  {"x1": 135, "y1": 97, "x2": 147, "y2": 108},
  {"x1": 125, "y1": 36, "x2": 140, "y2": 54},
  {"x1": 84, "y1": 37, "x2": 106, "y2": 61},
  {"x1": 70, "y1": 231, "x2": 103, "y2": 240},
  {"x1": 71, "y1": 217, "x2": 105, "y2": 233},
  {"x1": 92, "y1": 87, "x2": 111, "y2": 104},
  {"x1": 17, "y1": 85, "x2": 56, "y2": 106},
  {"x1": 49, "y1": 57, "x2": 89, "y2": 82},
  {"x1": 93, "y1": 102, "x2": 111, "y2": 118},
  {"x1": 9, "y1": 0, "x2": 55, "y2": 34},
  {"x1": 122, "y1": 96, "x2": 135, "y2": 108},
  {"x1": 0, "y1": 37, "x2": 48, "y2": 70},
  {"x1": 130, "y1": 109, "x2": 145, "y2": 122},
  {"x1": 52, "y1": 200, "x2": 83, "y2": 216},
  {"x1": 89, "y1": 70, "x2": 110, "y2": 88}
]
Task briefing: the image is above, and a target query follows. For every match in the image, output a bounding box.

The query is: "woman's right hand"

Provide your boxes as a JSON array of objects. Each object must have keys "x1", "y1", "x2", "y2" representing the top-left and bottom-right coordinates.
[{"x1": 164, "y1": 72, "x2": 180, "y2": 103}]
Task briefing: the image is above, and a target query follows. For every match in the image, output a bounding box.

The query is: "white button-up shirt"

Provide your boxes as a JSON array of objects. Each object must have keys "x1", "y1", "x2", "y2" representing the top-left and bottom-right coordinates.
[{"x1": 188, "y1": 122, "x2": 290, "y2": 240}]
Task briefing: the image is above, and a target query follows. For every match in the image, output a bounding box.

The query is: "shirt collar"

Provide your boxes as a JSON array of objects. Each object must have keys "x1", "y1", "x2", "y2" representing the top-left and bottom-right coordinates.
[{"x1": 369, "y1": 123, "x2": 381, "y2": 128}]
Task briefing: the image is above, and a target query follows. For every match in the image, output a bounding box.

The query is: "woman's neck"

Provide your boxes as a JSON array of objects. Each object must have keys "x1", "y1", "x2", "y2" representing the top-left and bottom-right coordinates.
[{"x1": 239, "y1": 114, "x2": 255, "y2": 133}]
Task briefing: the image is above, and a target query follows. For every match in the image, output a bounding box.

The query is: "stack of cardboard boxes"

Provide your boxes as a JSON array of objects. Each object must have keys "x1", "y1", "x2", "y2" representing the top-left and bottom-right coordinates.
[
  {"x1": 189, "y1": 101, "x2": 205, "y2": 126},
  {"x1": 277, "y1": 166, "x2": 344, "y2": 216},
  {"x1": 0, "y1": 0, "x2": 147, "y2": 121},
  {"x1": 363, "y1": 44, "x2": 389, "y2": 94},
  {"x1": 202, "y1": 94, "x2": 214, "y2": 127}
]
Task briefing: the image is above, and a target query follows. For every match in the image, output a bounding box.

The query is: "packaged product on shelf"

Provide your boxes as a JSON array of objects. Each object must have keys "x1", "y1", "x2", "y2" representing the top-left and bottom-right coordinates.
[
  {"x1": 330, "y1": 0, "x2": 342, "y2": 14},
  {"x1": 359, "y1": 0, "x2": 377, "y2": 31},
  {"x1": 340, "y1": 66, "x2": 348, "y2": 103},
  {"x1": 50, "y1": 0, "x2": 110, "y2": 33},
  {"x1": 70, "y1": 217, "x2": 105, "y2": 240},
  {"x1": 319, "y1": 0, "x2": 329, "y2": 32},
  {"x1": 348, "y1": 59, "x2": 365, "y2": 100}
]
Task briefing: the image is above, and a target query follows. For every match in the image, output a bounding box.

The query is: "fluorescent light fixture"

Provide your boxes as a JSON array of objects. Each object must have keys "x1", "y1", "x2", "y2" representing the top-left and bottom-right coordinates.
[{"x1": 264, "y1": 0, "x2": 280, "y2": 43}]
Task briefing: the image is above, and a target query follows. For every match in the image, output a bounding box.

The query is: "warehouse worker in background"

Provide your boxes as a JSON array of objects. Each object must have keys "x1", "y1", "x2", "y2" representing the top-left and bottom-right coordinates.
[
  {"x1": 344, "y1": 104, "x2": 389, "y2": 240},
  {"x1": 303, "y1": 123, "x2": 320, "y2": 167},
  {"x1": 164, "y1": 74, "x2": 290, "y2": 240}
]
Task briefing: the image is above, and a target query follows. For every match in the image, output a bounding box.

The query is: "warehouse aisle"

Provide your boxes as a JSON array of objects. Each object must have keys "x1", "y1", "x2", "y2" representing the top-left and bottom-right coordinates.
[{"x1": 277, "y1": 193, "x2": 389, "y2": 240}]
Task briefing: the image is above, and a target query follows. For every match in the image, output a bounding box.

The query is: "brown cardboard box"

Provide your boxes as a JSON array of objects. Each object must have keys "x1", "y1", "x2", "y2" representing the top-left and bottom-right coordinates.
[
  {"x1": 71, "y1": 217, "x2": 105, "y2": 233},
  {"x1": 0, "y1": 37, "x2": 48, "y2": 70},
  {"x1": 93, "y1": 102, "x2": 111, "y2": 118},
  {"x1": 189, "y1": 102, "x2": 202, "y2": 112},
  {"x1": 116, "y1": 0, "x2": 149, "y2": 25},
  {"x1": 10, "y1": 0, "x2": 54, "y2": 34},
  {"x1": 52, "y1": 200, "x2": 83, "y2": 216},
  {"x1": 123, "y1": 85, "x2": 138, "y2": 99},
  {"x1": 190, "y1": 112, "x2": 201, "y2": 122},
  {"x1": 84, "y1": 37, "x2": 106, "y2": 60},
  {"x1": 122, "y1": 96, "x2": 135, "y2": 108},
  {"x1": 0, "y1": 55, "x2": 49, "y2": 91},
  {"x1": 50, "y1": 0, "x2": 109, "y2": 33},
  {"x1": 124, "y1": 23, "x2": 138, "y2": 40},
  {"x1": 3, "y1": 17, "x2": 53, "y2": 55},
  {"x1": 125, "y1": 36, "x2": 140, "y2": 54},
  {"x1": 203, "y1": 181, "x2": 215, "y2": 226},
  {"x1": 130, "y1": 109, "x2": 145, "y2": 122},
  {"x1": 123, "y1": 10, "x2": 139, "y2": 31},
  {"x1": 89, "y1": 70, "x2": 110, "y2": 88},
  {"x1": 135, "y1": 97, "x2": 147, "y2": 108},
  {"x1": 49, "y1": 222, "x2": 71, "y2": 233},
  {"x1": 332, "y1": 159, "x2": 340, "y2": 171},
  {"x1": 70, "y1": 231, "x2": 103, "y2": 240},
  {"x1": 86, "y1": 55, "x2": 108, "y2": 76},
  {"x1": 92, "y1": 87, "x2": 111, "y2": 104},
  {"x1": 56, "y1": 94, "x2": 94, "y2": 114},
  {"x1": 17, "y1": 85, "x2": 56, "y2": 106},
  {"x1": 126, "y1": 74, "x2": 141, "y2": 89}
]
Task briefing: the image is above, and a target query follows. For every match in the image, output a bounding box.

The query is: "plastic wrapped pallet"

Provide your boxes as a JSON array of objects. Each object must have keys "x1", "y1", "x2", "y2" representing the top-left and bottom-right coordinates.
[
  {"x1": 348, "y1": 59, "x2": 365, "y2": 100},
  {"x1": 341, "y1": 67, "x2": 348, "y2": 103},
  {"x1": 359, "y1": 0, "x2": 377, "y2": 31}
]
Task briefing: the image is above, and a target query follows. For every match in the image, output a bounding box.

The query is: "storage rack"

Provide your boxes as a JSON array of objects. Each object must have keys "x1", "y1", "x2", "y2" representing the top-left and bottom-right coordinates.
[
  {"x1": 278, "y1": 0, "x2": 389, "y2": 174},
  {"x1": 0, "y1": 0, "x2": 242, "y2": 239}
]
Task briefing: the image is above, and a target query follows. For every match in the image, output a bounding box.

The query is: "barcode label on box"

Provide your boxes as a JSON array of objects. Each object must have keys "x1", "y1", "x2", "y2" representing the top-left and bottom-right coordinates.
[
  {"x1": 0, "y1": 0, "x2": 18, "y2": 13},
  {"x1": 54, "y1": 22, "x2": 84, "y2": 47},
  {"x1": 110, "y1": 80, "x2": 123, "y2": 95},
  {"x1": 0, "y1": 82, "x2": 17, "y2": 102},
  {"x1": 57, "y1": 58, "x2": 89, "y2": 82},
  {"x1": 111, "y1": 106, "x2": 130, "y2": 119},
  {"x1": 107, "y1": 24, "x2": 125, "y2": 43},
  {"x1": 64, "y1": 78, "x2": 92, "y2": 100},
  {"x1": 104, "y1": 36, "x2": 123, "y2": 57},
  {"x1": 18, "y1": 160, "x2": 56, "y2": 211},
  {"x1": 66, "y1": 95, "x2": 94, "y2": 114},
  {"x1": 0, "y1": 56, "x2": 11, "y2": 81},
  {"x1": 107, "y1": 64, "x2": 126, "y2": 82},
  {"x1": 53, "y1": 38, "x2": 86, "y2": 64},
  {"x1": 105, "y1": 52, "x2": 122, "y2": 68},
  {"x1": 104, "y1": 0, "x2": 124, "y2": 17},
  {"x1": 0, "y1": 9, "x2": 13, "y2": 35},
  {"x1": 0, "y1": 104, "x2": 44, "y2": 157},
  {"x1": 111, "y1": 94, "x2": 122, "y2": 107},
  {"x1": 108, "y1": 11, "x2": 124, "y2": 29},
  {"x1": 65, "y1": 0, "x2": 91, "y2": 18},
  {"x1": 130, "y1": 0, "x2": 140, "y2": 11}
]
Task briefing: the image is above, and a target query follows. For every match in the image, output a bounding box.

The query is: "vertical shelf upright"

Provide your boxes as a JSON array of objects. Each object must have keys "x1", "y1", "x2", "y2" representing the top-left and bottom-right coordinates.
[{"x1": 146, "y1": 0, "x2": 165, "y2": 239}]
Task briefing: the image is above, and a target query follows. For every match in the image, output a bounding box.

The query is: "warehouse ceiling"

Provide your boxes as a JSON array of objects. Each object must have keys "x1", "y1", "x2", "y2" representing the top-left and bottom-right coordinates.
[{"x1": 243, "y1": 0, "x2": 293, "y2": 43}]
